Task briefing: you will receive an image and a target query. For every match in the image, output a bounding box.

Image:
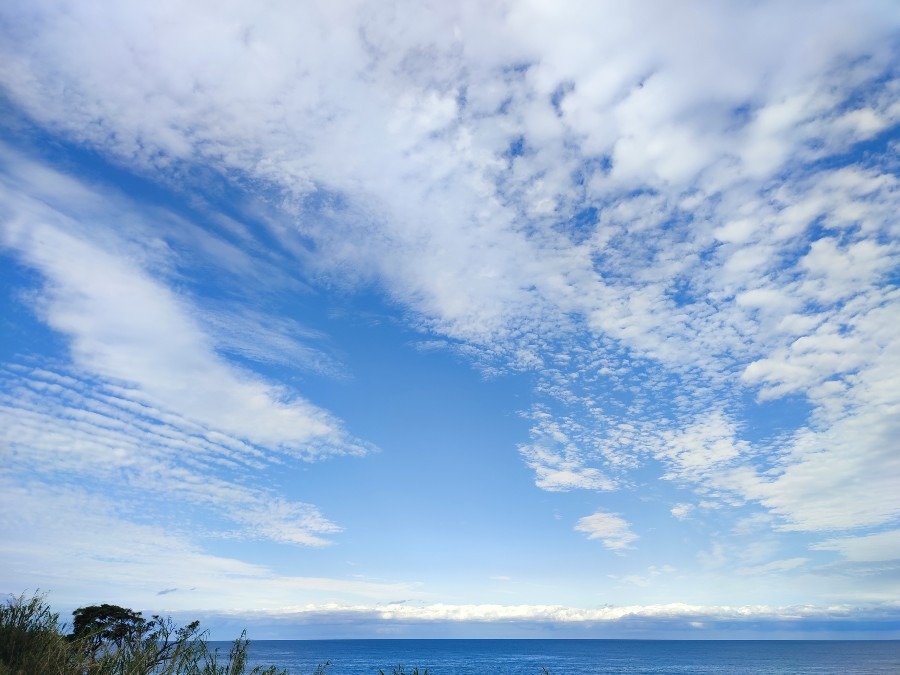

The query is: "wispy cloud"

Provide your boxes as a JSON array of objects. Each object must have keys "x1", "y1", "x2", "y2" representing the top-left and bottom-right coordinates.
[
  {"x1": 0, "y1": 363, "x2": 342, "y2": 546},
  {"x1": 812, "y1": 530, "x2": 900, "y2": 563},
  {"x1": 2, "y1": 217, "x2": 361, "y2": 458},
  {"x1": 574, "y1": 512, "x2": 638, "y2": 551},
  {"x1": 0, "y1": 150, "x2": 374, "y2": 548},
  {"x1": 0, "y1": 0, "x2": 898, "y2": 630},
  {"x1": 0, "y1": 146, "x2": 371, "y2": 453},
  {"x1": 0, "y1": 476, "x2": 420, "y2": 611}
]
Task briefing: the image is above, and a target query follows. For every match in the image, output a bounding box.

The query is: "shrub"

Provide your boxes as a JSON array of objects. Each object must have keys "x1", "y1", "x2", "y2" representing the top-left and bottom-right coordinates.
[
  {"x1": 0, "y1": 592, "x2": 289, "y2": 675},
  {"x1": 0, "y1": 591, "x2": 83, "y2": 675}
]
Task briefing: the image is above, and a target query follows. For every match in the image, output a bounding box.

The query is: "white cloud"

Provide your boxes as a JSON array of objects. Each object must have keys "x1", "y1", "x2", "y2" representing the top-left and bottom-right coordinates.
[
  {"x1": 519, "y1": 443, "x2": 613, "y2": 492},
  {"x1": 1, "y1": 0, "x2": 894, "y2": 362},
  {"x1": 574, "y1": 512, "x2": 638, "y2": 551},
  {"x1": 738, "y1": 333, "x2": 900, "y2": 531},
  {"x1": 737, "y1": 558, "x2": 809, "y2": 576},
  {"x1": 517, "y1": 405, "x2": 625, "y2": 492},
  {"x1": 655, "y1": 411, "x2": 748, "y2": 483},
  {"x1": 212, "y1": 599, "x2": 900, "y2": 627},
  {"x1": 812, "y1": 530, "x2": 900, "y2": 563},
  {"x1": 198, "y1": 305, "x2": 345, "y2": 378},
  {"x1": 5, "y1": 7, "x2": 891, "y2": 390},
  {"x1": 0, "y1": 0, "x2": 897, "y2": 559},
  {"x1": 0, "y1": 477, "x2": 419, "y2": 611},
  {"x1": 671, "y1": 503, "x2": 694, "y2": 520},
  {"x1": 611, "y1": 565, "x2": 676, "y2": 588},
  {"x1": 524, "y1": 459, "x2": 612, "y2": 492},
  {"x1": 0, "y1": 163, "x2": 369, "y2": 461},
  {"x1": 0, "y1": 364, "x2": 342, "y2": 546},
  {"x1": 0, "y1": 150, "x2": 379, "y2": 549}
]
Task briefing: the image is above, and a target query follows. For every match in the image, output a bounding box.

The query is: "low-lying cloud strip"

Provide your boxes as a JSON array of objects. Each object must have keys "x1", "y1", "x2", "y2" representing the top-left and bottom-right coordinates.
[{"x1": 216, "y1": 600, "x2": 900, "y2": 626}]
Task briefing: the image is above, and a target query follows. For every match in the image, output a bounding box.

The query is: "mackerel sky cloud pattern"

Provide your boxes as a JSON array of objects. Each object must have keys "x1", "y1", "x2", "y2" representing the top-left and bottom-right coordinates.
[{"x1": 1, "y1": 0, "x2": 899, "y2": 637}]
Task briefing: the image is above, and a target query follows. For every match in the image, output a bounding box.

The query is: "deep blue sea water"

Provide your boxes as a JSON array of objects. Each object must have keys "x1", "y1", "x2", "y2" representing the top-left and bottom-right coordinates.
[{"x1": 221, "y1": 639, "x2": 900, "y2": 674}]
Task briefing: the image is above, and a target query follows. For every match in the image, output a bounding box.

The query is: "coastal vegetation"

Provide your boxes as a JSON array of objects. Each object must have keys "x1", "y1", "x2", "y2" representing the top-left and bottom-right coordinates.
[
  {"x1": 2, "y1": 593, "x2": 551, "y2": 675},
  {"x1": 0, "y1": 591, "x2": 289, "y2": 675}
]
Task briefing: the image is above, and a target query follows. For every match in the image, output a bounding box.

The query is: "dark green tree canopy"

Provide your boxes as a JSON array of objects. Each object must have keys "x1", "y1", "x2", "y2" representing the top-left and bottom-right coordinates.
[
  {"x1": 69, "y1": 603, "x2": 147, "y2": 652},
  {"x1": 2, "y1": 593, "x2": 288, "y2": 674}
]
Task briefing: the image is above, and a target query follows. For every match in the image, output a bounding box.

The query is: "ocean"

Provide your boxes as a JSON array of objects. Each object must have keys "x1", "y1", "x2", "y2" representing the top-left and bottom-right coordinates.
[{"x1": 224, "y1": 639, "x2": 900, "y2": 674}]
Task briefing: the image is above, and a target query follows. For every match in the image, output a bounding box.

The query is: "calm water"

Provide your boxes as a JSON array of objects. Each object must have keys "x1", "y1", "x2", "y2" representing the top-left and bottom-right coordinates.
[{"x1": 221, "y1": 639, "x2": 900, "y2": 674}]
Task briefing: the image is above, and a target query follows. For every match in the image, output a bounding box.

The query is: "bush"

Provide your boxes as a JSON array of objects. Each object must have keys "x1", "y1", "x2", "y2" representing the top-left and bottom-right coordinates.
[
  {"x1": 0, "y1": 592, "x2": 82, "y2": 675},
  {"x1": 0, "y1": 592, "x2": 289, "y2": 675}
]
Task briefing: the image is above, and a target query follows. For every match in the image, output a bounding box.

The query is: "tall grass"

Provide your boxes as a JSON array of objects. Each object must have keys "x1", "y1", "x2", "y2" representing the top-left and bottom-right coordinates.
[
  {"x1": 0, "y1": 592, "x2": 290, "y2": 675},
  {"x1": 2, "y1": 593, "x2": 551, "y2": 675},
  {"x1": 0, "y1": 592, "x2": 81, "y2": 675}
]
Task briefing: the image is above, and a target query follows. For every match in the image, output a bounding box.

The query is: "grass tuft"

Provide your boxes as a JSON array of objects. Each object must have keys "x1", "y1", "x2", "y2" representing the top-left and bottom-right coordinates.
[{"x1": 0, "y1": 591, "x2": 294, "y2": 675}]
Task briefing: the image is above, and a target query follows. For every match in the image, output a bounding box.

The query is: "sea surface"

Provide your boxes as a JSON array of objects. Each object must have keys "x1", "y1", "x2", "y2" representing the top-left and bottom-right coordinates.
[{"x1": 221, "y1": 639, "x2": 900, "y2": 674}]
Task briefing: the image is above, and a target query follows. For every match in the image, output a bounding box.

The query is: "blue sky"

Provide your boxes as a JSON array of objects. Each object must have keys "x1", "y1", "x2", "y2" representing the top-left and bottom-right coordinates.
[{"x1": 1, "y1": 0, "x2": 899, "y2": 639}]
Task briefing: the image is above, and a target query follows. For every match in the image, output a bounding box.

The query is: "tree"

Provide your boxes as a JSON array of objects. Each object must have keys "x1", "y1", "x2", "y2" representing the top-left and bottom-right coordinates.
[
  {"x1": 69, "y1": 603, "x2": 147, "y2": 658},
  {"x1": 68, "y1": 604, "x2": 208, "y2": 671},
  {"x1": 1, "y1": 593, "x2": 289, "y2": 675}
]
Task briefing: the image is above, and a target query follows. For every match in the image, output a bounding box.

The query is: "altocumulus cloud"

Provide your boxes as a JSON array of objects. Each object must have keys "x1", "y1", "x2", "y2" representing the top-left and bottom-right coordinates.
[
  {"x1": 0, "y1": 0, "x2": 899, "y2": 633},
  {"x1": 0, "y1": 148, "x2": 372, "y2": 548}
]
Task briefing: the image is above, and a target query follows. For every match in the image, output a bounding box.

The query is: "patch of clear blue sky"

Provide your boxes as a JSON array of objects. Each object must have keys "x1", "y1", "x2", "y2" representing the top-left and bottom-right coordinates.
[{"x1": 0, "y1": 256, "x2": 65, "y2": 357}]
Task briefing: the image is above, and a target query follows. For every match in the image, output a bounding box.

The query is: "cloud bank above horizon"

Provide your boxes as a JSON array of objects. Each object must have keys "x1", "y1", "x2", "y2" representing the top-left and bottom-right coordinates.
[{"x1": 1, "y1": 0, "x2": 898, "y2": 637}]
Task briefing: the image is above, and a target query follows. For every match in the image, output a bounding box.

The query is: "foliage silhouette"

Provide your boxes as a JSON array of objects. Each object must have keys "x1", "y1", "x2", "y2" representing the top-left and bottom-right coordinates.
[{"x1": 0, "y1": 592, "x2": 293, "y2": 675}]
